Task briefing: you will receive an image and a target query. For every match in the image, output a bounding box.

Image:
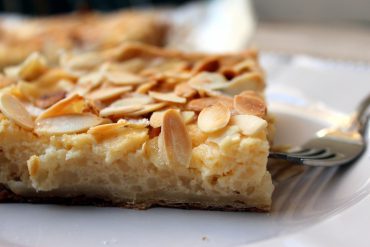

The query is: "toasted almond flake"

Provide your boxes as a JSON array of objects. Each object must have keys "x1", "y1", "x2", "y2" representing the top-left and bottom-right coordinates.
[
  {"x1": 149, "y1": 109, "x2": 193, "y2": 128},
  {"x1": 87, "y1": 120, "x2": 128, "y2": 142},
  {"x1": 64, "y1": 52, "x2": 103, "y2": 71},
  {"x1": 187, "y1": 96, "x2": 234, "y2": 112},
  {"x1": 126, "y1": 118, "x2": 150, "y2": 128},
  {"x1": 233, "y1": 59, "x2": 258, "y2": 74},
  {"x1": 207, "y1": 125, "x2": 241, "y2": 145},
  {"x1": 149, "y1": 91, "x2": 186, "y2": 104},
  {"x1": 188, "y1": 72, "x2": 228, "y2": 93},
  {"x1": 18, "y1": 52, "x2": 47, "y2": 81},
  {"x1": 192, "y1": 57, "x2": 220, "y2": 73},
  {"x1": 181, "y1": 111, "x2": 195, "y2": 124},
  {"x1": 35, "y1": 113, "x2": 103, "y2": 135},
  {"x1": 105, "y1": 71, "x2": 146, "y2": 85},
  {"x1": 23, "y1": 103, "x2": 44, "y2": 118},
  {"x1": 35, "y1": 91, "x2": 66, "y2": 109},
  {"x1": 233, "y1": 93, "x2": 267, "y2": 117},
  {"x1": 135, "y1": 81, "x2": 156, "y2": 94},
  {"x1": 222, "y1": 72, "x2": 264, "y2": 96},
  {"x1": 174, "y1": 82, "x2": 197, "y2": 98},
  {"x1": 159, "y1": 109, "x2": 192, "y2": 167},
  {"x1": 126, "y1": 102, "x2": 167, "y2": 116},
  {"x1": 0, "y1": 93, "x2": 35, "y2": 130},
  {"x1": 87, "y1": 86, "x2": 132, "y2": 101},
  {"x1": 37, "y1": 94, "x2": 85, "y2": 120},
  {"x1": 197, "y1": 103, "x2": 230, "y2": 133},
  {"x1": 99, "y1": 105, "x2": 142, "y2": 117},
  {"x1": 17, "y1": 80, "x2": 39, "y2": 101},
  {"x1": 230, "y1": 115, "x2": 267, "y2": 136},
  {"x1": 150, "y1": 111, "x2": 165, "y2": 128},
  {"x1": 78, "y1": 71, "x2": 104, "y2": 88},
  {"x1": 36, "y1": 68, "x2": 76, "y2": 87},
  {"x1": 110, "y1": 94, "x2": 153, "y2": 108}
]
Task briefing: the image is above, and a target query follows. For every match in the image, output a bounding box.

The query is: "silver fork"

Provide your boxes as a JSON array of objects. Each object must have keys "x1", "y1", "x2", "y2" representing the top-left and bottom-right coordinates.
[{"x1": 269, "y1": 94, "x2": 370, "y2": 166}]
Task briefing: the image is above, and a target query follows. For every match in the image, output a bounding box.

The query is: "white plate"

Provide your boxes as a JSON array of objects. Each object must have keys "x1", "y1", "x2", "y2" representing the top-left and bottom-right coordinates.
[{"x1": 0, "y1": 54, "x2": 369, "y2": 247}]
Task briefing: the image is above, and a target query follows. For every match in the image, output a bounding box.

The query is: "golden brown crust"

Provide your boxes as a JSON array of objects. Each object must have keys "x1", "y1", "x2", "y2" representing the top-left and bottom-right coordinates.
[{"x1": 0, "y1": 185, "x2": 269, "y2": 212}]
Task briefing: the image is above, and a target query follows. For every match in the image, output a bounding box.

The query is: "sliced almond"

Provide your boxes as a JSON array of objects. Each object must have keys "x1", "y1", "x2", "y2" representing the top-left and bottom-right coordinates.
[
  {"x1": 37, "y1": 68, "x2": 76, "y2": 87},
  {"x1": 197, "y1": 103, "x2": 230, "y2": 133},
  {"x1": 192, "y1": 57, "x2": 220, "y2": 73},
  {"x1": 150, "y1": 111, "x2": 165, "y2": 128},
  {"x1": 233, "y1": 59, "x2": 258, "y2": 74},
  {"x1": 18, "y1": 52, "x2": 47, "y2": 81},
  {"x1": 233, "y1": 92, "x2": 267, "y2": 117},
  {"x1": 78, "y1": 71, "x2": 104, "y2": 88},
  {"x1": 87, "y1": 86, "x2": 132, "y2": 101},
  {"x1": 135, "y1": 81, "x2": 157, "y2": 94},
  {"x1": 159, "y1": 109, "x2": 192, "y2": 167},
  {"x1": 222, "y1": 72, "x2": 265, "y2": 96},
  {"x1": 149, "y1": 91, "x2": 186, "y2": 104},
  {"x1": 188, "y1": 72, "x2": 228, "y2": 93},
  {"x1": 99, "y1": 105, "x2": 142, "y2": 117},
  {"x1": 105, "y1": 71, "x2": 146, "y2": 86},
  {"x1": 181, "y1": 111, "x2": 195, "y2": 124},
  {"x1": 230, "y1": 115, "x2": 267, "y2": 136},
  {"x1": 64, "y1": 52, "x2": 103, "y2": 71},
  {"x1": 109, "y1": 94, "x2": 153, "y2": 108},
  {"x1": 87, "y1": 120, "x2": 128, "y2": 142},
  {"x1": 37, "y1": 94, "x2": 85, "y2": 120},
  {"x1": 0, "y1": 93, "x2": 35, "y2": 130},
  {"x1": 35, "y1": 91, "x2": 66, "y2": 109},
  {"x1": 23, "y1": 103, "x2": 44, "y2": 118},
  {"x1": 35, "y1": 113, "x2": 103, "y2": 135},
  {"x1": 174, "y1": 82, "x2": 197, "y2": 98},
  {"x1": 187, "y1": 96, "x2": 234, "y2": 112},
  {"x1": 126, "y1": 118, "x2": 150, "y2": 128},
  {"x1": 126, "y1": 102, "x2": 167, "y2": 116},
  {"x1": 149, "y1": 110, "x2": 194, "y2": 128}
]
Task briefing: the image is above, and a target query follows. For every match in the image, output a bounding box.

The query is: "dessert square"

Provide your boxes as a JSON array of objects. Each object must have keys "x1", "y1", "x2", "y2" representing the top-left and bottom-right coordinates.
[{"x1": 0, "y1": 43, "x2": 274, "y2": 211}]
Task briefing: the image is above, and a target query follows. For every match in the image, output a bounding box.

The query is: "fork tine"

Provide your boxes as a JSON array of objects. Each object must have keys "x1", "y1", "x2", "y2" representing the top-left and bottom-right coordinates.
[
  {"x1": 289, "y1": 148, "x2": 327, "y2": 157},
  {"x1": 289, "y1": 149, "x2": 336, "y2": 159}
]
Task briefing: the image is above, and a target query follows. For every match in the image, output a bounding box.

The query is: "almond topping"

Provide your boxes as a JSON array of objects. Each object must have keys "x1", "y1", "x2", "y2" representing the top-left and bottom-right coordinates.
[
  {"x1": 222, "y1": 72, "x2": 264, "y2": 96},
  {"x1": 233, "y1": 92, "x2": 267, "y2": 117},
  {"x1": 35, "y1": 91, "x2": 66, "y2": 109},
  {"x1": 174, "y1": 82, "x2": 197, "y2": 98},
  {"x1": 149, "y1": 91, "x2": 186, "y2": 104},
  {"x1": 37, "y1": 94, "x2": 85, "y2": 120},
  {"x1": 109, "y1": 94, "x2": 153, "y2": 108},
  {"x1": 181, "y1": 111, "x2": 195, "y2": 124},
  {"x1": 105, "y1": 71, "x2": 146, "y2": 85},
  {"x1": 197, "y1": 103, "x2": 230, "y2": 133},
  {"x1": 87, "y1": 120, "x2": 128, "y2": 142},
  {"x1": 87, "y1": 86, "x2": 132, "y2": 101},
  {"x1": 188, "y1": 72, "x2": 227, "y2": 93},
  {"x1": 35, "y1": 113, "x2": 103, "y2": 135},
  {"x1": 0, "y1": 93, "x2": 35, "y2": 130},
  {"x1": 187, "y1": 96, "x2": 233, "y2": 112},
  {"x1": 100, "y1": 105, "x2": 142, "y2": 117},
  {"x1": 230, "y1": 115, "x2": 267, "y2": 136},
  {"x1": 135, "y1": 81, "x2": 156, "y2": 94},
  {"x1": 18, "y1": 52, "x2": 47, "y2": 81},
  {"x1": 159, "y1": 109, "x2": 192, "y2": 167},
  {"x1": 150, "y1": 110, "x2": 194, "y2": 128},
  {"x1": 126, "y1": 102, "x2": 167, "y2": 116}
]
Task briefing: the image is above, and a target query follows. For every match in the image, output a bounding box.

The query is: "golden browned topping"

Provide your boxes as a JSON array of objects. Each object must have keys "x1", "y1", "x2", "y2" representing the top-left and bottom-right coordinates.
[
  {"x1": 197, "y1": 103, "x2": 231, "y2": 133},
  {"x1": 0, "y1": 43, "x2": 267, "y2": 138},
  {"x1": 159, "y1": 109, "x2": 192, "y2": 167},
  {"x1": 0, "y1": 93, "x2": 35, "y2": 130},
  {"x1": 233, "y1": 91, "x2": 267, "y2": 117}
]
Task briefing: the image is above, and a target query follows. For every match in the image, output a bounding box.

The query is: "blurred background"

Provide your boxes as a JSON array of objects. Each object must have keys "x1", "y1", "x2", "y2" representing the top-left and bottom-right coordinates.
[{"x1": 0, "y1": 0, "x2": 369, "y2": 62}]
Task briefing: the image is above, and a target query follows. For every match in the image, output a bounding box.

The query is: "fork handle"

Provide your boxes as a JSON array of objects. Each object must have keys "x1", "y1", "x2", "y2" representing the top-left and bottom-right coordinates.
[{"x1": 353, "y1": 94, "x2": 370, "y2": 136}]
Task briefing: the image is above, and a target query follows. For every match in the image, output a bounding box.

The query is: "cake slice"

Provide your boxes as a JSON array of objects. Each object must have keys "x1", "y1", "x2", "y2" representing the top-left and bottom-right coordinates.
[{"x1": 0, "y1": 43, "x2": 274, "y2": 211}]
